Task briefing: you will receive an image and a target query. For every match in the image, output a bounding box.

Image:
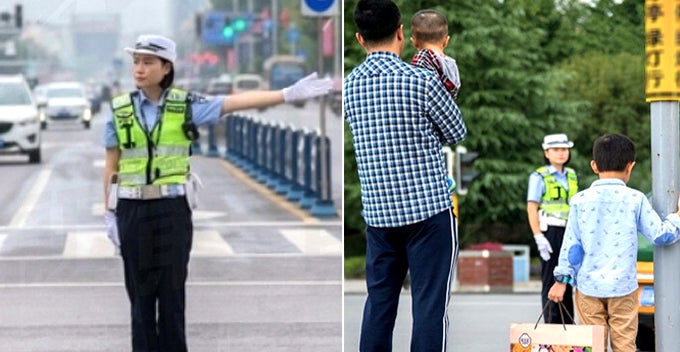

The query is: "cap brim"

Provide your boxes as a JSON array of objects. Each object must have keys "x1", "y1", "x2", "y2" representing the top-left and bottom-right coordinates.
[
  {"x1": 125, "y1": 47, "x2": 162, "y2": 57},
  {"x1": 542, "y1": 142, "x2": 574, "y2": 150}
]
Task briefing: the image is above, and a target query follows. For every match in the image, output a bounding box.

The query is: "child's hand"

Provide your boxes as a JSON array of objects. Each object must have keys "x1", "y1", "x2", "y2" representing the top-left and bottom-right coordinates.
[{"x1": 548, "y1": 283, "x2": 566, "y2": 303}]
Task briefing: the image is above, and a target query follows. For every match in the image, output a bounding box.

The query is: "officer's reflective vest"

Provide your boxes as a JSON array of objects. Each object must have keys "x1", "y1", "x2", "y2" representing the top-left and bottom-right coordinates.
[
  {"x1": 112, "y1": 88, "x2": 191, "y2": 186},
  {"x1": 536, "y1": 166, "x2": 578, "y2": 220}
]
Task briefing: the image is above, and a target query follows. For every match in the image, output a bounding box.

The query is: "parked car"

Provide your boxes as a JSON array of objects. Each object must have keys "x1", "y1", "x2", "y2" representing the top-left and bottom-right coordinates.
[
  {"x1": 205, "y1": 77, "x2": 233, "y2": 95},
  {"x1": 38, "y1": 81, "x2": 92, "y2": 129},
  {"x1": 0, "y1": 74, "x2": 41, "y2": 163},
  {"x1": 232, "y1": 74, "x2": 264, "y2": 94}
]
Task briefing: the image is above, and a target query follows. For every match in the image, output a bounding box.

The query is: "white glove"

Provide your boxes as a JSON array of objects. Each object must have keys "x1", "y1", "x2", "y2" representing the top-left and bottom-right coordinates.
[
  {"x1": 104, "y1": 210, "x2": 120, "y2": 255},
  {"x1": 282, "y1": 72, "x2": 332, "y2": 102},
  {"x1": 534, "y1": 233, "x2": 553, "y2": 261}
]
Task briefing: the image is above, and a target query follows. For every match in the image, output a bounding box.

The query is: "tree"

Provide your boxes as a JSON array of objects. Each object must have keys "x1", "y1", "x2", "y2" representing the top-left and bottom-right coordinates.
[{"x1": 343, "y1": 0, "x2": 650, "y2": 250}]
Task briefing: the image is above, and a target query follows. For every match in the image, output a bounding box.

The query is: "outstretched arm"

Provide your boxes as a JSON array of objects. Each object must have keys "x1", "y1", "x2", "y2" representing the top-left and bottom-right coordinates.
[{"x1": 220, "y1": 72, "x2": 332, "y2": 114}]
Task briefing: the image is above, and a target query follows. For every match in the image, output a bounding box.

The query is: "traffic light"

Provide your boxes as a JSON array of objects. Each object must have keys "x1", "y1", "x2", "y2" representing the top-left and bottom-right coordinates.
[
  {"x1": 455, "y1": 146, "x2": 480, "y2": 195},
  {"x1": 220, "y1": 15, "x2": 249, "y2": 42}
]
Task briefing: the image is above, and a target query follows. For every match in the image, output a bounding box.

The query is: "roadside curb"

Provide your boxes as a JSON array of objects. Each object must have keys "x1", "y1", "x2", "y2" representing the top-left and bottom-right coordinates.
[{"x1": 344, "y1": 279, "x2": 542, "y2": 294}]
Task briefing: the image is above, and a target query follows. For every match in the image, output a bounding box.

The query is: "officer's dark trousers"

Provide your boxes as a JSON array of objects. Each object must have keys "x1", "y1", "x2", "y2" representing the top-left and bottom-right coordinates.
[
  {"x1": 540, "y1": 225, "x2": 574, "y2": 324},
  {"x1": 117, "y1": 198, "x2": 193, "y2": 352},
  {"x1": 359, "y1": 209, "x2": 458, "y2": 352}
]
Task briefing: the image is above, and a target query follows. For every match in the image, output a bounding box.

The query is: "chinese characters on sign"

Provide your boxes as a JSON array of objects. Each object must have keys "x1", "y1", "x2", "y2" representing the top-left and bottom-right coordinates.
[{"x1": 645, "y1": 0, "x2": 680, "y2": 101}]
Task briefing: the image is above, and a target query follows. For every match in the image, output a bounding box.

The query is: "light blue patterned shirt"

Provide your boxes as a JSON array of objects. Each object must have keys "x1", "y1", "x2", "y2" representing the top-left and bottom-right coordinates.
[
  {"x1": 344, "y1": 51, "x2": 467, "y2": 227},
  {"x1": 554, "y1": 178, "x2": 680, "y2": 298}
]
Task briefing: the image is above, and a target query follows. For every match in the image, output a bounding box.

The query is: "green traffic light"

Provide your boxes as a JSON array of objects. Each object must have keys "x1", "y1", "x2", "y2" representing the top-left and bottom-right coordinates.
[
  {"x1": 221, "y1": 26, "x2": 235, "y2": 38},
  {"x1": 233, "y1": 18, "x2": 247, "y2": 32}
]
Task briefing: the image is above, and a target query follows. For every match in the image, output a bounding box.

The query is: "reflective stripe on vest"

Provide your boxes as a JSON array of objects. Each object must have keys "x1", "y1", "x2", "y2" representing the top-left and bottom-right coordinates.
[
  {"x1": 537, "y1": 166, "x2": 578, "y2": 220},
  {"x1": 112, "y1": 88, "x2": 191, "y2": 186}
]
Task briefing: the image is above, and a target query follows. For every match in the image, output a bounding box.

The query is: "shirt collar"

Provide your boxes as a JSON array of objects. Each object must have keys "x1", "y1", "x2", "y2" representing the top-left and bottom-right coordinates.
[
  {"x1": 545, "y1": 164, "x2": 565, "y2": 175},
  {"x1": 590, "y1": 178, "x2": 626, "y2": 187},
  {"x1": 366, "y1": 51, "x2": 401, "y2": 60},
  {"x1": 136, "y1": 89, "x2": 168, "y2": 107}
]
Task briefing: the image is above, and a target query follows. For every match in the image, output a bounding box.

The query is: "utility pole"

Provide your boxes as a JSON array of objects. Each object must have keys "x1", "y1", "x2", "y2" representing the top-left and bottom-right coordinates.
[{"x1": 645, "y1": 2, "x2": 680, "y2": 351}]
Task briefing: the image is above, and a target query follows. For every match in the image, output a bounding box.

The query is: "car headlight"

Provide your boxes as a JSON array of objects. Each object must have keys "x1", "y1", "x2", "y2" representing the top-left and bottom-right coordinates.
[{"x1": 18, "y1": 116, "x2": 39, "y2": 126}]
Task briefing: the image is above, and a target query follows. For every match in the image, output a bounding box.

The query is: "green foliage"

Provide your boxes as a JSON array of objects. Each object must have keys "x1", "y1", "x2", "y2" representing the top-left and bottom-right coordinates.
[{"x1": 343, "y1": 0, "x2": 651, "y2": 253}]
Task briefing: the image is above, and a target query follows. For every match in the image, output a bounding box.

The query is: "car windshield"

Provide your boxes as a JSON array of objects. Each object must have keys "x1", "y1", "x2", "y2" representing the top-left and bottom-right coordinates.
[
  {"x1": 236, "y1": 80, "x2": 260, "y2": 90},
  {"x1": 0, "y1": 82, "x2": 32, "y2": 105},
  {"x1": 47, "y1": 87, "x2": 84, "y2": 98}
]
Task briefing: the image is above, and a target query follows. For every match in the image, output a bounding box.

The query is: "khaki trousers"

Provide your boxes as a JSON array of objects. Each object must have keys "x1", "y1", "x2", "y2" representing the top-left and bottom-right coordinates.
[{"x1": 575, "y1": 289, "x2": 638, "y2": 352}]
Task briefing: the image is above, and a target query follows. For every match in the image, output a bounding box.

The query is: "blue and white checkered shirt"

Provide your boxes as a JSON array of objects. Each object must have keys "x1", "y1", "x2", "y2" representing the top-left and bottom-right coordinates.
[{"x1": 344, "y1": 51, "x2": 467, "y2": 228}]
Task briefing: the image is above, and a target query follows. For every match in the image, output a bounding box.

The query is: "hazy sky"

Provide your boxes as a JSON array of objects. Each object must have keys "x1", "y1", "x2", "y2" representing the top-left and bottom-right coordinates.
[{"x1": 2, "y1": 0, "x2": 172, "y2": 35}]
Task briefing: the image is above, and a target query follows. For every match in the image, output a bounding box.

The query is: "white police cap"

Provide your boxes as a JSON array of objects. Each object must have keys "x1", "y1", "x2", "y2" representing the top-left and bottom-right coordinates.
[{"x1": 124, "y1": 34, "x2": 176, "y2": 64}]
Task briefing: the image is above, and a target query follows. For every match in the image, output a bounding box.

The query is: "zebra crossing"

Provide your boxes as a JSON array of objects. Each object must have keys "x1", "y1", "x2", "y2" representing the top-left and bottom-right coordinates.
[{"x1": 0, "y1": 224, "x2": 341, "y2": 260}]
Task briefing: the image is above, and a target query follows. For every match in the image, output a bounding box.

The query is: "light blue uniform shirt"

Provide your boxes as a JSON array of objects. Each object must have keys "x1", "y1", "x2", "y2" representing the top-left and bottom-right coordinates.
[
  {"x1": 554, "y1": 178, "x2": 680, "y2": 298},
  {"x1": 527, "y1": 165, "x2": 570, "y2": 203},
  {"x1": 103, "y1": 89, "x2": 225, "y2": 148}
]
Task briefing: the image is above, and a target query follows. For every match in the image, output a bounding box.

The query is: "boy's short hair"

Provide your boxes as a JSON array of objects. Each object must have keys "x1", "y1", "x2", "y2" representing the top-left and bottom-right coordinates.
[
  {"x1": 353, "y1": 0, "x2": 401, "y2": 45},
  {"x1": 411, "y1": 9, "x2": 448, "y2": 43},
  {"x1": 592, "y1": 133, "x2": 636, "y2": 172}
]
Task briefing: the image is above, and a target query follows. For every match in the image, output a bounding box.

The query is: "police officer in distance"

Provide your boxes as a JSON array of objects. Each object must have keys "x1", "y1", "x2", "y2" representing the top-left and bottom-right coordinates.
[
  {"x1": 526, "y1": 133, "x2": 578, "y2": 324},
  {"x1": 102, "y1": 34, "x2": 331, "y2": 352}
]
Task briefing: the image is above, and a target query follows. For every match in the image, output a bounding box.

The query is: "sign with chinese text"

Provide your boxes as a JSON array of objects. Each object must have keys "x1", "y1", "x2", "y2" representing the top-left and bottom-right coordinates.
[{"x1": 646, "y1": 0, "x2": 680, "y2": 101}]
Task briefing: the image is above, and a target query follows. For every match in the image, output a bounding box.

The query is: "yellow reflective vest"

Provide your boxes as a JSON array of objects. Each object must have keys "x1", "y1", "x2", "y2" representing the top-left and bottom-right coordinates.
[
  {"x1": 112, "y1": 88, "x2": 191, "y2": 186},
  {"x1": 536, "y1": 166, "x2": 578, "y2": 220}
]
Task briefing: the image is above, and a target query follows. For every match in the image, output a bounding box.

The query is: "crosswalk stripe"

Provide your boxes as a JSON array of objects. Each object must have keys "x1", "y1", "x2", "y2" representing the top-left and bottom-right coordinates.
[
  {"x1": 61, "y1": 230, "x2": 234, "y2": 258},
  {"x1": 191, "y1": 230, "x2": 234, "y2": 257},
  {"x1": 63, "y1": 231, "x2": 116, "y2": 258},
  {"x1": 0, "y1": 233, "x2": 6, "y2": 251},
  {"x1": 279, "y1": 229, "x2": 341, "y2": 256}
]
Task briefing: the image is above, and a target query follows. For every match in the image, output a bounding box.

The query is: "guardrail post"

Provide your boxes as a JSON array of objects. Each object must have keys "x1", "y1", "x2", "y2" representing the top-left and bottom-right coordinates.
[
  {"x1": 310, "y1": 134, "x2": 336, "y2": 217},
  {"x1": 299, "y1": 129, "x2": 319, "y2": 209},
  {"x1": 286, "y1": 128, "x2": 306, "y2": 201},
  {"x1": 274, "y1": 124, "x2": 294, "y2": 194}
]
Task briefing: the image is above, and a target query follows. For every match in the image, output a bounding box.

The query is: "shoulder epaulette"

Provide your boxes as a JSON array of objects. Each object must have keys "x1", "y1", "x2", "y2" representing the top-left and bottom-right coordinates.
[{"x1": 111, "y1": 93, "x2": 132, "y2": 109}]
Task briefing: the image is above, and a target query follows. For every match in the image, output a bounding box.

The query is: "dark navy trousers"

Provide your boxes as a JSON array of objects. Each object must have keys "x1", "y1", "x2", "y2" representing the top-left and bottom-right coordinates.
[
  {"x1": 117, "y1": 198, "x2": 193, "y2": 352},
  {"x1": 540, "y1": 225, "x2": 574, "y2": 324},
  {"x1": 360, "y1": 209, "x2": 458, "y2": 352}
]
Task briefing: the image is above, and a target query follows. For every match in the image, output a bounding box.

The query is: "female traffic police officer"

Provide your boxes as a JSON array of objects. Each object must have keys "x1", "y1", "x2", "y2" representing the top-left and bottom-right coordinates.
[
  {"x1": 526, "y1": 133, "x2": 578, "y2": 324},
  {"x1": 102, "y1": 34, "x2": 331, "y2": 352}
]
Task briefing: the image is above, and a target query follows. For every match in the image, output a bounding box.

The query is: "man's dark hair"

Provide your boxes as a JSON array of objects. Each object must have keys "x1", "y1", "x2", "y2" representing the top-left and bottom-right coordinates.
[
  {"x1": 353, "y1": 0, "x2": 401, "y2": 45},
  {"x1": 411, "y1": 9, "x2": 448, "y2": 43},
  {"x1": 592, "y1": 133, "x2": 636, "y2": 172}
]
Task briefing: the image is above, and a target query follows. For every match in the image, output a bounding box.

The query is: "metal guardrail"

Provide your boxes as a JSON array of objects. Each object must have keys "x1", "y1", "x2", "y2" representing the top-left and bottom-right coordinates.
[{"x1": 222, "y1": 113, "x2": 336, "y2": 217}]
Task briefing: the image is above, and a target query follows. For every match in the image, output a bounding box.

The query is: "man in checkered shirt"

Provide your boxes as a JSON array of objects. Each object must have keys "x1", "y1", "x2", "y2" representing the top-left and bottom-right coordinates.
[{"x1": 344, "y1": 1, "x2": 467, "y2": 351}]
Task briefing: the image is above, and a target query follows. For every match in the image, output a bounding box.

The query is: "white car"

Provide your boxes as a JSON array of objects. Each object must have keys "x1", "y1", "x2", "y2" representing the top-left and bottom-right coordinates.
[
  {"x1": 38, "y1": 81, "x2": 92, "y2": 129},
  {"x1": 0, "y1": 75, "x2": 41, "y2": 163}
]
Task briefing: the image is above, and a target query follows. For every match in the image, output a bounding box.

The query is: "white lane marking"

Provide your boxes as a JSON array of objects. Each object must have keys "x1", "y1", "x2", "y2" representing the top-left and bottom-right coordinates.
[
  {"x1": 192, "y1": 210, "x2": 227, "y2": 220},
  {"x1": 0, "y1": 233, "x2": 6, "y2": 251},
  {"x1": 9, "y1": 168, "x2": 52, "y2": 228},
  {"x1": 0, "y1": 280, "x2": 342, "y2": 289},
  {"x1": 279, "y1": 229, "x2": 341, "y2": 255},
  {"x1": 0, "y1": 221, "x2": 341, "y2": 231},
  {"x1": 92, "y1": 159, "x2": 105, "y2": 168},
  {"x1": 62, "y1": 230, "x2": 233, "y2": 258},
  {"x1": 191, "y1": 230, "x2": 234, "y2": 256},
  {"x1": 62, "y1": 231, "x2": 115, "y2": 258},
  {"x1": 91, "y1": 203, "x2": 105, "y2": 217}
]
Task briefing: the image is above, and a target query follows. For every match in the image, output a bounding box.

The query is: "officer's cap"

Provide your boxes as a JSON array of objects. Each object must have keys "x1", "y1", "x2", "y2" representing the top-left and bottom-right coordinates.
[
  {"x1": 124, "y1": 34, "x2": 176, "y2": 64},
  {"x1": 542, "y1": 133, "x2": 574, "y2": 150}
]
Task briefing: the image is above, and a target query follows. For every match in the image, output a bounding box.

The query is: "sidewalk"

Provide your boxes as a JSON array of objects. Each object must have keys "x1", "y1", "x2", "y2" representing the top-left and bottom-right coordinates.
[{"x1": 344, "y1": 279, "x2": 542, "y2": 294}]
